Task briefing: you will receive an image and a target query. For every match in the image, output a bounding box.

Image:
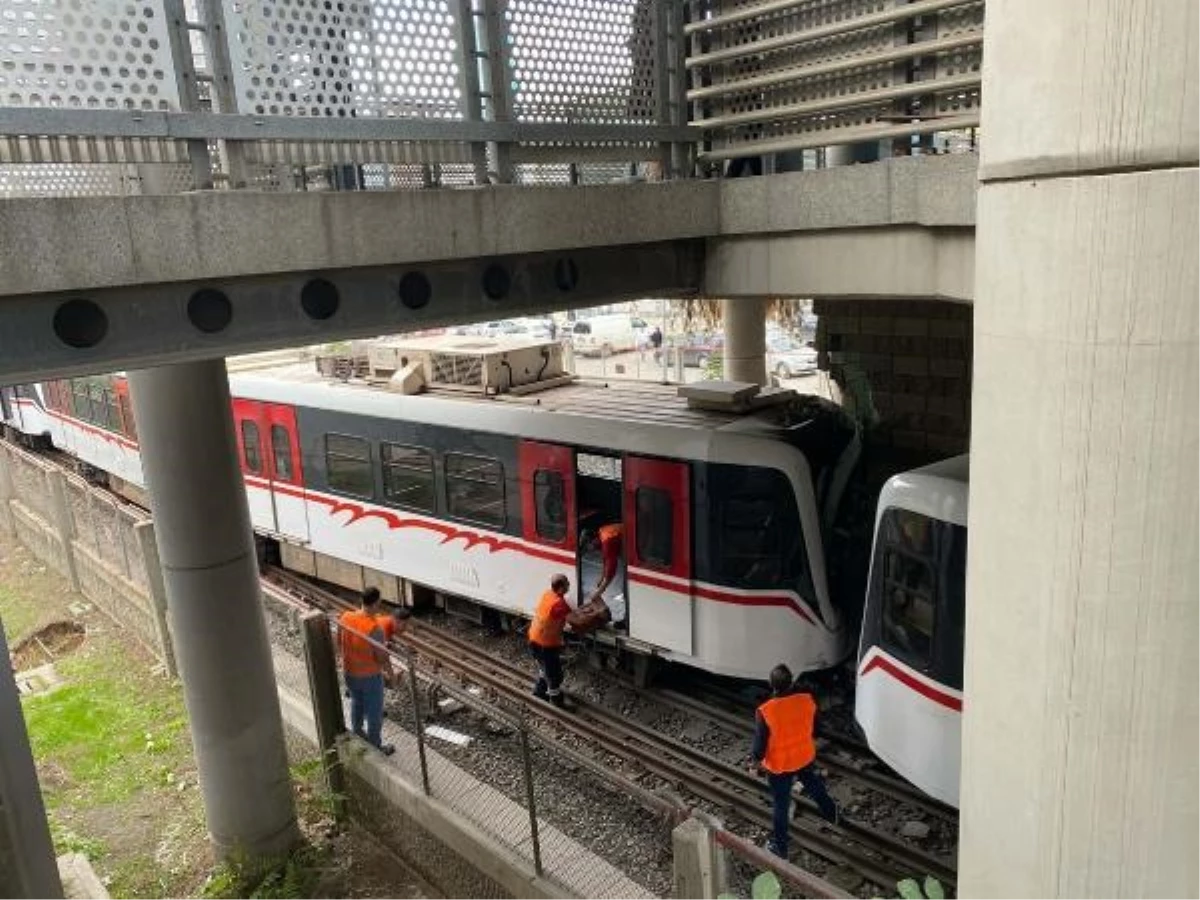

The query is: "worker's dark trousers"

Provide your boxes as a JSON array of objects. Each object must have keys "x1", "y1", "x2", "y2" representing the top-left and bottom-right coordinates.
[
  {"x1": 529, "y1": 642, "x2": 564, "y2": 699},
  {"x1": 346, "y1": 672, "x2": 385, "y2": 748},
  {"x1": 767, "y1": 765, "x2": 838, "y2": 857}
]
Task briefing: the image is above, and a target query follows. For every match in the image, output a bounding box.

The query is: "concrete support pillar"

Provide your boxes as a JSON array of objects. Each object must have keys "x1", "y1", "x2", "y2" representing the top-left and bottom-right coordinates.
[
  {"x1": 0, "y1": 446, "x2": 15, "y2": 535},
  {"x1": 45, "y1": 469, "x2": 80, "y2": 592},
  {"x1": 961, "y1": 3, "x2": 1198, "y2": 897},
  {"x1": 722, "y1": 297, "x2": 767, "y2": 385},
  {"x1": 0, "y1": 620, "x2": 64, "y2": 898},
  {"x1": 128, "y1": 360, "x2": 299, "y2": 862},
  {"x1": 671, "y1": 817, "x2": 723, "y2": 899}
]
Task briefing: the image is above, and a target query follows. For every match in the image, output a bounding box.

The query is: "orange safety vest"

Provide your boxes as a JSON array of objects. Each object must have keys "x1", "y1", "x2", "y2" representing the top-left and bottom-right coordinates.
[
  {"x1": 339, "y1": 609, "x2": 383, "y2": 677},
  {"x1": 376, "y1": 613, "x2": 397, "y2": 644},
  {"x1": 758, "y1": 693, "x2": 817, "y2": 774},
  {"x1": 528, "y1": 589, "x2": 567, "y2": 649},
  {"x1": 598, "y1": 523, "x2": 624, "y2": 548}
]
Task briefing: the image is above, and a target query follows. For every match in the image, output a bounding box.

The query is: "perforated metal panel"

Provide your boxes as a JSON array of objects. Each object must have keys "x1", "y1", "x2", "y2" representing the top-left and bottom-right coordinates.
[
  {"x1": 934, "y1": 2, "x2": 984, "y2": 115},
  {"x1": 223, "y1": 0, "x2": 466, "y2": 118},
  {"x1": 0, "y1": 162, "x2": 194, "y2": 197},
  {"x1": 0, "y1": 0, "x2": 182, "y2": 111},
  {"x1": 503, "y1": 0, "x2": 658, "y2": 125}
]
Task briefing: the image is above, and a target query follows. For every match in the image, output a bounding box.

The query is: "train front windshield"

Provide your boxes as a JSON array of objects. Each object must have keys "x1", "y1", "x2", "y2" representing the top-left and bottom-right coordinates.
[{"x1": 862, "y1": 508, "x2": 966, "y2": 689}]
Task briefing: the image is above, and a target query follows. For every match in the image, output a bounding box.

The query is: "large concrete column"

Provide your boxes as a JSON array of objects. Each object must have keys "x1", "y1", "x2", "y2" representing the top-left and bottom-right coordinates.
[
  {"x1": 0, "y1": 620, "x2": 64, "y2": 898},
  {"x1": 722, "y1": 297, "x2": 767, "y2": 385},
  {"x1": 961, "y1": 2, "x2": 1197, "y2": 897},
  {"x1": 128, "y1": 360, "x2": 299, "y2": 862}
]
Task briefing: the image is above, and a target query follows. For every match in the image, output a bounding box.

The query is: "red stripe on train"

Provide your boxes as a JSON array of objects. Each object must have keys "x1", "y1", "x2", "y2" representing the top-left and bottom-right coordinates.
[
  {"x1": 627, "y1": 569, "x2": 817, "y2": 625},
  {"x1": 859, "y1": 651, "x2": 962, "y2": 713}
]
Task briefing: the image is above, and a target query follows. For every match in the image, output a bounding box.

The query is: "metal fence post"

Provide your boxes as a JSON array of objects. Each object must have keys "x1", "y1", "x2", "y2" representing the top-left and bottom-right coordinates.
[
  {"x1": 452, "y1": 0, "x2": 490, "y2": 184},
  {"x1": 301, "y1": 611, "x2": 348, "y2": 820},
  {"x1": 478, "y1": 0, "x2": 514, "y2": 183},
  {"x1": 519, "y1": 720, "x2": 543, "y2": 876},
  {"x1": 134, "y1": 519, "x2": 177, "y2": 678},
  {"x1": 45, "y1": 469, "x2": 80, "y2": 592},
  {"x1": 405, "y1": 651, "x2": 432, "y2": 795}
]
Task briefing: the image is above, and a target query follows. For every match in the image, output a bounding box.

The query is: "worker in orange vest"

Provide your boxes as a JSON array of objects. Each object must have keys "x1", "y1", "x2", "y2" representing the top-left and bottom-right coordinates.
[
  {"x1": 338, "y1": 587, "x2": 395, "y2": 756},
  {"x1": 750, "y1": 663, "x2": 839, "y2": 858},
  {"x1": 528, "y1": 573, "x2": 573, "y2": 709},
  {"x1": 584, "y1": 523, "x2": 624, "y2": 596}
]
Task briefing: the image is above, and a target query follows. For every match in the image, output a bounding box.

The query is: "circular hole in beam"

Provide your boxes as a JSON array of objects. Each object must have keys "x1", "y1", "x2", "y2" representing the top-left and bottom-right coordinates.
[
  {"x1": 481, "y1": 263, "x2": 511, "y2": 301},
  {"x1": 553, "y1": 257, "x2": 579, "y2": 292},
  {"x1": 398, "y1": 271, "x2": 432, "y2": 310},
  {"x1": 52, "y1": 298, "x2": 108, "y2": 349},
  {"x1": 300, "y1": 278, "x2": 340, "y2": 320},
  {"x1": 187, "y1": 288, "x2": 233, "y2": 333}
]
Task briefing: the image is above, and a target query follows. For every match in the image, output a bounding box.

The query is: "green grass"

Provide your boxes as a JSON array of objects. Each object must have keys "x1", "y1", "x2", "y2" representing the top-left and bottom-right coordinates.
[{"x1": 23, "y1": 651, "x2": 190, "y2": 806}]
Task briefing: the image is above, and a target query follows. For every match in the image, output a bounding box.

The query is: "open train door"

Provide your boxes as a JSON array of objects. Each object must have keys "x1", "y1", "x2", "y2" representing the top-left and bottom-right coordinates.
[
  {"x1": 232, "y1": 399, "x2": 309, "y2": 543},
  {"x1": 624, "y1": 456, "x2": 692, "y2": 655}
]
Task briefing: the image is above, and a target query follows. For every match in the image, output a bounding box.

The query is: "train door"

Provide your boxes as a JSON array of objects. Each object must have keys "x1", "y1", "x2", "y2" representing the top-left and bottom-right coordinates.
[
  {"x1": 232, "y1": 399, "x2": 309, "y2": 542},
  {"x1": 574, "y1": 451, "x2": 625, "y2": 614},
  {"x1": 519, "y1": 439, "x2": 576, "y2": 580},
  {"x1": 624, "y1": 456, "x2": 692, "y2": 654}
]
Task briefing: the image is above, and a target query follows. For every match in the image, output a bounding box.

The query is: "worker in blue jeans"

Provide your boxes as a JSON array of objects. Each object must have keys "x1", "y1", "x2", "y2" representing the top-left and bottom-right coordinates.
[
  {"x1": 338, "y1": 587, "x2": 395, "y2": 756},
  {"x1": 750, "y1": 664, "x2": 839, "y2": 857}
]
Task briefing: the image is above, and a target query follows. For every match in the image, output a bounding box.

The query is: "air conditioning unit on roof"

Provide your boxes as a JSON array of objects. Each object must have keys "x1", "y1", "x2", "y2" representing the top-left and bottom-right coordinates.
[{"x1": 366, "y1": 335, "x2": 571, "y2": 395}]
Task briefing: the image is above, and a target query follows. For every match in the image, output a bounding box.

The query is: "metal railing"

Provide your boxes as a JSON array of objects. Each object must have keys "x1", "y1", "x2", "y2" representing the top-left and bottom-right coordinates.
[
  {"x1": 0, "y1": 0, "x2": 693, "y2": 198},
  {"x1": 0, "y1": 0, "x2": 984, "y2": 198}
]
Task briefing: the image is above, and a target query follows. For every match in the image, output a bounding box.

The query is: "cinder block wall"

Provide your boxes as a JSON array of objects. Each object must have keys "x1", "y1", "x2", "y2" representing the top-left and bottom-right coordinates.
[{"x1": 815, "y1": 298, "x2": 972, "y2": 462}]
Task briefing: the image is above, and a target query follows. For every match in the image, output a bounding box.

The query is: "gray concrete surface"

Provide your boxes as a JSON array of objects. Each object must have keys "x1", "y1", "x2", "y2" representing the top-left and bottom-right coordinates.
[
  {"x1": 128, "y1": 359, "x2": 300, "y2": 862},
  {"x1": 960, "y1": 2, "x2": 1198, "y2": 896},
  {"x1": 0, "y1": 155, "x2": 978, "y2": 385}
]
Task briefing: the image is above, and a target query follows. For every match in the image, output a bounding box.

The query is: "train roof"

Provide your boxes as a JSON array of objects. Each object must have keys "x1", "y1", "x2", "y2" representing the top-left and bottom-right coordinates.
[
  {"x1": 226, "y1": 357, "x2": 855, "y2": 472},
  {"x1": 876, "y1": 454, "x2": 970, "y2": 528}
]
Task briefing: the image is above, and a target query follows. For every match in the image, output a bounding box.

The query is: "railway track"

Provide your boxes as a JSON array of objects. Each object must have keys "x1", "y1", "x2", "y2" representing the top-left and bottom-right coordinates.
[
  {"x1": 649, "y1": 683, "x2": 958, "y2": 824},
  {"x1": 262, "y1": 567, "x2": 957, "y2": 894}
]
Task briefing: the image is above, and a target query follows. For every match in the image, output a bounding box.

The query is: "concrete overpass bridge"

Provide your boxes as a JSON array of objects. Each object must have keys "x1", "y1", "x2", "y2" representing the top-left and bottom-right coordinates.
[{"x1": 0, "y1": 1, "x2": 1194, "y2": 898}]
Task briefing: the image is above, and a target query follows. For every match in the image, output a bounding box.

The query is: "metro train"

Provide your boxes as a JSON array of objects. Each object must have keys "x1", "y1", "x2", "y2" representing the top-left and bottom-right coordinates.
[
  {"x1": 0, "y1": 353, "x2": 970, "y2": 804},
  {"x1": 1, "y1": 356, "x2": 865, "y2": 680},
  {"x1": 854, "y1": 456, "x2": 968, "y2": 808}
]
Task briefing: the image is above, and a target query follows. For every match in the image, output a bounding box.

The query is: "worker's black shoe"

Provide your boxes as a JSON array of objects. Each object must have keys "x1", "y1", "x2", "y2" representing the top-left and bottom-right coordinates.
[
  {"x1": 533, "y1": 686, "x2": 549, "y2": 701},
  {"x1": 378, "y1": 743, "x2": 395, "y2": 757},
  {"x1": 549, "y1": 694, "x2": 574, "y2": 711}
]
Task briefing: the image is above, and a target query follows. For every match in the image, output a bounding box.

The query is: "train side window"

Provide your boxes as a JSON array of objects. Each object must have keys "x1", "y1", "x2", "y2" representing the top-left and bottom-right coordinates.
[
  {"x1": 325, "y1": 434, "x2": 373, "y2": 498},
  {"x1": 382, "y1": 443, "x2": 435, "y2": 512},
  {"x1": 102, "y1": 387, "x2": 120, "y2": 433},
  {"x1": 635, "y1": 486, "x2": 673, "y2": 568},
  {"x1": 445, "y1": 452, "x2": 505, "y2": 526},
  {"x1": 271, "y1": 425, "x2": 293, "y2": 482},
  {"x1": 534, "y1": 469, "x2": 566, "y2": 541},
  {"x1": 241, "y1": 420, "x2": 263, "y2": 474}
]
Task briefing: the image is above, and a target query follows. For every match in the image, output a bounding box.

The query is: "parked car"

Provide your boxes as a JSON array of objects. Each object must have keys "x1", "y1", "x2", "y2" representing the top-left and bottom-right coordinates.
[
  {"x1": 675, "y1": 332, "x2": 725, "y2": 368},
  {"x1": 571, "y1": 313, "x2": 641, "y2": 356},
  {"x1": 766, "y1": 337, "x2": 818, "y2": 378}
]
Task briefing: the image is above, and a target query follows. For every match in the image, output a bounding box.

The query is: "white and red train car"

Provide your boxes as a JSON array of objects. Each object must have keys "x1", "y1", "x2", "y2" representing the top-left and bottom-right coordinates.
[
  {"x1": 854, "y1": 455, "x2": 968, "y2": 807},
  {"x1": 2, "y1": 364, "x2": 864, "y2": 681}
]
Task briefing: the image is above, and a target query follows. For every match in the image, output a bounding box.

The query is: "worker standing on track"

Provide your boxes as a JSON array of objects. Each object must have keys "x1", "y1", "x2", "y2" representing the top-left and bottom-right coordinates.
[
  {"x1": 339, "y1": 586, "x2": 395, "y2": 756},
  {"x1": 750, "y1": 663, "x2": 839, "y2": 858},
  {"x1": 528, "y1": 573, "x2": 573, "y2": 709}
]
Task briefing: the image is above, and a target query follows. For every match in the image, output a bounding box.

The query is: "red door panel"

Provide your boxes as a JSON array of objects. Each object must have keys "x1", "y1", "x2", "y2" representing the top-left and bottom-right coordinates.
[
  {"x1": 263, "y1": 402, "x2": 304, "y2": 487},
  {"x1": 623, "y1": 456, "x2": 690, "y2": 580},
  {"x1": 231, "y1": 398, "x2": 268, "y2": 481},
  {"x1": 519, "y1": 440, "x2": 576, "y2": 550}
]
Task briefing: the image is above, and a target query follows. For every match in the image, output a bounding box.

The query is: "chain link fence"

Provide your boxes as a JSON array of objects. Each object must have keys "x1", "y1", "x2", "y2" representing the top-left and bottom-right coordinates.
[{"x1": 268, "y1": 595, "x2": 668, "y2": 898}]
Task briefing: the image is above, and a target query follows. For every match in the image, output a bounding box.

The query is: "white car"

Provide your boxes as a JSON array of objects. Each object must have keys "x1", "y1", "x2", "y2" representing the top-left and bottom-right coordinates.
[{"x1": 766, "y1": 338, "x2": 818, "y2": 378}]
